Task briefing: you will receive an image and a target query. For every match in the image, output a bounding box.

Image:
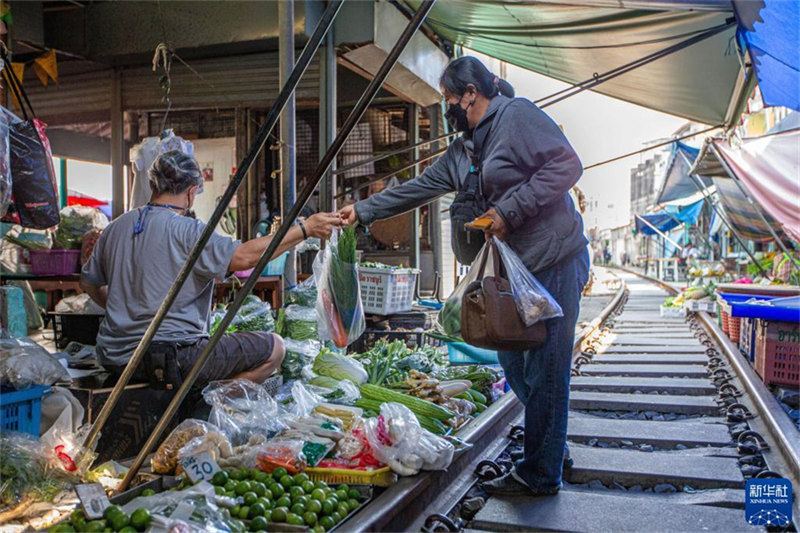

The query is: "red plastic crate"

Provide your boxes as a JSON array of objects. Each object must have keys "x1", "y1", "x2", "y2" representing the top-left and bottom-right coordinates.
[
  {"x1": 28, "y1": 249, "x2": 81, "y2": 276},
  {"x1": 754, "y1": 319, "x2": 800, "y2": 387}
]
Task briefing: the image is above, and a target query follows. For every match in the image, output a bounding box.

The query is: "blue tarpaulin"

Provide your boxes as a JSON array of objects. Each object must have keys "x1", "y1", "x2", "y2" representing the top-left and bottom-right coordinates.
[
  {"x1": 656, "y1": 142, "x2": 713, "y2": 204},
  {"x1": 636, "y1": 200, "x2": 704, "y2": 235},
  {"x1": 733, "y1": 1, "x2": 800, "y2": 111}
]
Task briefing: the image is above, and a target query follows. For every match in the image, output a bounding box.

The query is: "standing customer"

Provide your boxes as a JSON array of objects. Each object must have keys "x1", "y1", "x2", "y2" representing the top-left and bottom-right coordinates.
[{"x1": 340, "y1": 57, "x2": 589, "y2": 495}]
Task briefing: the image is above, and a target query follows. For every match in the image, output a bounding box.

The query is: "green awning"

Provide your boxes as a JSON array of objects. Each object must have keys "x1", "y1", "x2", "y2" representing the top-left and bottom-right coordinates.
[{"x1": 409, "y1": 1, "x2": 744, "y2": 125}]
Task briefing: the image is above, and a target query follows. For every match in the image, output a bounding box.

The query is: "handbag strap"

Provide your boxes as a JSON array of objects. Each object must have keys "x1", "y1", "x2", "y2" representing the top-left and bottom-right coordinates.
[{"x1": 474, "y1": 239, "x2": 492, "y2": 279}]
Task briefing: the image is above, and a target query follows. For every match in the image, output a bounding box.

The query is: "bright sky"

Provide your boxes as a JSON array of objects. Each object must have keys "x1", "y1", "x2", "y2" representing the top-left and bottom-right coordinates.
[{"x1": 473, "y1": 52, "x2": 688, "y2": 231}]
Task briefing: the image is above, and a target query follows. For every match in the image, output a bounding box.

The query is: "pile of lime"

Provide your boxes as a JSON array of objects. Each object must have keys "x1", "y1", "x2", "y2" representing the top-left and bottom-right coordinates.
[
  {"x1": 212, "y1": 467, "x2": 364, "y2": 532},
  {"x1": 48, "y1": 505, "x2": 152, "y2": 533}
]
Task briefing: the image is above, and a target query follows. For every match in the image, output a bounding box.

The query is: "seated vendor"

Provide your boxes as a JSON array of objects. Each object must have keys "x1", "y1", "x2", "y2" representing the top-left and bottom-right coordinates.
[{"x1": 80, "y1": 150, "x2": 341, "y2": 387}]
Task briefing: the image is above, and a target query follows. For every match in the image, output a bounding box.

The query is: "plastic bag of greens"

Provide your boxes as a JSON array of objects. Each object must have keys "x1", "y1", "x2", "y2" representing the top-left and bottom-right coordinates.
[
  {"x1": 0, "y1": 337, "x2": 70, "y2": 388},
  {"x1": 314, "y1": 226, "x2": 365, "y2": 348},
  {"x1": 0, "y1": 433, "x2": 69, "y2": 508},
  {"x1": 53, "y1": 206, "x2": 108, "y2": 250},
  {"x1": 437, "y1": 241, "x2": 493, "y2": 336},
  {"x1": 284, "y1": 304, "x2": 318, "y2": 341},
  {"x1": 230, "y1": 296, "x2": 275, "y2": 333},
  {"x1": 281, "y1": 338, "x2": 321, "y2": 380},
  {"x1": 203, "y1": 379, "x2": 287, "y2": 446},
  {"x1": 285, "y1": 276, "x2": 317, "y2": 307}
]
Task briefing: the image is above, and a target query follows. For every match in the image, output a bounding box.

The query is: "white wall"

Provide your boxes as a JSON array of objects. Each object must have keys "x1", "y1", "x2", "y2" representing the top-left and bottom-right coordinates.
[{"x1": 192, "y1": 138, "x2": 237, "y2": 237}]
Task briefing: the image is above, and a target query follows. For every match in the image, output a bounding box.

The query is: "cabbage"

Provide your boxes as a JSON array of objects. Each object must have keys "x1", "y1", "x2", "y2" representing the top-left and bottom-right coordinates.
[{"x1": 312, "y1": 349, "x2": 368, "y2": 385}]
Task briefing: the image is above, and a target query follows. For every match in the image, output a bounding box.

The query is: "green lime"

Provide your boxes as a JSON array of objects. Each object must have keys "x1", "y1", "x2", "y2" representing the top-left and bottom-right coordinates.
[
  {"x1": 311, "y1": 488, "x2": 326, "y2": 501},
  {"x1": 229, "y1": 468, "x2": 244, "y2": 481},
  {"x1": 270, "y1": 483, "x2": 285, "y2": 498},
  {"x1": 130, "y1": 508, "x2": 151, "y2": 532},
  {"x1": 294, "y1": 495, "x2": 309, "y2": 507},
  {"x1": 331, "y1": 511, "x2": 343, "y2": 524},
  {"x1": 327, "y1": 495, "x2": 339, "y2": 507},
  {"x1": 238, "y1": 468, "x2": 251, "y2": 480},
  {"x1": 291, "y1": 502, "x2": 306, "y2": 515},
  {"x1": 276, "y1": 496, "x2": 292, "y2": 509},
  {"x1": 347, "y1": 489, "x2": 361, "y2": 500},
  {"x1": 314, "y1": 481, "x2": 328, "y2": 491},
  {"x1": 254, "y1": 471, "x2": 270, "y2": 484},
  {"x1": 280, "y1": 475, "x2": 294, "y2": 489},
  {"x1": 303, "y1": 511, "x2": 318, "y2": 526},
  {"x1": 321, "y1": 499, "x2": 335, "y2": 515},
  {"x1": 290, "y1": 486, "x2": 305, "y2": 499},
  {"x1": 273, "y1": 467, "x2": 289, "y2": 481},
  {"x1": 225, "y1": 491, "x2": 237, "y2": 499},
  {"x1": 103, "y1": 505, "x2": 124, "y2": 520},
  {"x1": 224, "y1": 480, "x2": 237, "y2": 492},
  {"x1": 312, "y1": 525, "x2": 326, "y2": 533},
  {"x1": 263, "y1": 509, "x2": 272, "y2": 522},
  {"x1": 69, "y1": 509, "x2": 86, "y2": 527},
  {"x1": 83, "y1": 520, "x2": 106, "y2": 533},
  {"x1": 235, "y1": 481, "x2": 252, "y2": 495},
  {"x1": 119, "y1": 527, "x2": 138, "y2": 533},
  {"x1": 250, "y1": 468, "x2": 263, "y2": 479},
  {"x1": 337, "y1": 484, "x2": 350, "y2": 493},
  {"x1": 249, "y1": 516, "x2": 268, "y2": 532},
  {"x1": 248, "y1": 503, "x2": 266, "y2": 519},
  {"x1": 244, "y1": 491, "x2": 258, "y2": 506},
  {"x1": 49, "y1": 525, "x2": 75, "y2": 533},
  {"x1": 337, "y1": 502, "x2": 350, "y2": 517},
  {"x1": 319, "y1": 515, "x2": 335, "y2": 531},
  {"x1": 252, "y1": 482, "x2": 266, "y2": 497},
  {"x1": 306, "y1": 499, "x2": 323, "y2": 514},
  {"x1": 301, "y1": 480, "x2": 315, "y2": 494},
  {"x1": 108, "y1": 512, "x2": 131, "y2": 531},
  {"x1": 262, "y1": 488, "x2": 274, "y2": 501},
  {"x1": 238, "y1": 506, "x2": 250, "y2": 520},
  {"x1": 141, "y1": 488, "x2": 157, "y2": 497},
  {"x1": 293, "y1": 473, "x2": 310, "y2": 484},
  {"x1": 212, "y1": 470, "x2": 230, "y2": 486},
  {"x1": 335, "y1": 489, "x2": 348, "y2": 501},
  {"x1": 231, "y1": 505, "x2": 241, "y2": 517},
  {"x1": 256, "y1": 497, "x2": 271, "y2": 509},
  {"x1": 214, "y1": 486, "x2": 225, "y2": 495},
  {"x1": 347, "y1": 498, "x2": 360, "y2": 512},
  {"x1": 286, "y1": 513, "x2": 304, "y2": 526},
  {"x1": 272, "y1": 507, "x2": 288, "y2": 523}
]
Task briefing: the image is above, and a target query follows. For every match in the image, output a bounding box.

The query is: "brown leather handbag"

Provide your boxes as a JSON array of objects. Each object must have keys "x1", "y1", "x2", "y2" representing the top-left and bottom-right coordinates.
[{"x1": 460, "y1": 240, "x2": 547, "y2": 351}]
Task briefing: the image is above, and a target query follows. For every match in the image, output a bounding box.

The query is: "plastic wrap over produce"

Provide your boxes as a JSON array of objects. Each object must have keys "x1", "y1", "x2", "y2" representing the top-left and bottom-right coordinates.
[
  {"x1": 0, "y1": 106, "x2": 12, "y2": 218},
  {"x1": 313, "y1": 227, "x2": 365, "y2": 348},
  {"x1": 203, "y1": 380, "x2": 286, "y2": 446},
  {"x1": 0, "y1": 337, "x2": 70, "y2": 388}
]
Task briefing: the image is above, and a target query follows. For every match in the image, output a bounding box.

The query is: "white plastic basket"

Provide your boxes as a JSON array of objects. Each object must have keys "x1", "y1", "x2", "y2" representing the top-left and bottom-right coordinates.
[
  {"x1": 660, "y1": 305, "x2": 686, "y2": 318},
  {"x1": 358, "y1": 266, "x2": 419, "y2": 315},
  {"x1": 685, "y1": 300, "x2": 718, "y2": 314}
]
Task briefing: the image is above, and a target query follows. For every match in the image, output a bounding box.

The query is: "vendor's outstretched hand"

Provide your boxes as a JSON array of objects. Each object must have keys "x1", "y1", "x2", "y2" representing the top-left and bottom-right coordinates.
[
  {"x1": 338, "y1": 204, "x2": 359, "y2": 225},
  {"x1": 305, "y1": 212, "x2": 343, "y2": 239},
  {"x1": 481, "y1": 208, "x2": 507, "y2": 240}
]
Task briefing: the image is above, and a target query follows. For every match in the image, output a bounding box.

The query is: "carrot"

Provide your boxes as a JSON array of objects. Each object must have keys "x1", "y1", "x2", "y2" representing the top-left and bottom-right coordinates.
[{"x1": 322, "y1": 289, "x2": 348, "y2": 348}]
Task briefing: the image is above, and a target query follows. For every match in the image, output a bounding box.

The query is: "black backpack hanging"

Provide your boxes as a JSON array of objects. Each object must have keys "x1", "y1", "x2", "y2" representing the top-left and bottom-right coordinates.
[{"x1": 448, "y1": 99, "x2": 512, "y2": 265}]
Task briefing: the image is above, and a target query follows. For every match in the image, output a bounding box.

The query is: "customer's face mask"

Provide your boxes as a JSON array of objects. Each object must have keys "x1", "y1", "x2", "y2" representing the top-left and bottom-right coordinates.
[{"x1": 445, "y1": 92, "x2": 474, "y2": 132}]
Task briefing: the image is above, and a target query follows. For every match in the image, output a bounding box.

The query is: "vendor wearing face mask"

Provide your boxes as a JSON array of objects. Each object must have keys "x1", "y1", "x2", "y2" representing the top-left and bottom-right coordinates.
[
  {"x1": 80, "y1": 151, "x2": 342, "y2": 389},
  {"x1": 339, "y1": 57, "x2": 590, "y2": 496}
]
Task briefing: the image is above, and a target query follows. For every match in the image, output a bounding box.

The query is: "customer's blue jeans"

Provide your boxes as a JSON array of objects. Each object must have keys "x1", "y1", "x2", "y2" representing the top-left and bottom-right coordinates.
[{"x1": 497, "y1": 247, "x2": 590, "y2": 492}]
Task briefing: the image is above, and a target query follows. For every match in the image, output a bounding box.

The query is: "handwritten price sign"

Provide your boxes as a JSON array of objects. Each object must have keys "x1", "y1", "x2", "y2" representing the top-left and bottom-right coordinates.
[{"x1": 179, "y1": 451, "x2": 221, "y2": 483}]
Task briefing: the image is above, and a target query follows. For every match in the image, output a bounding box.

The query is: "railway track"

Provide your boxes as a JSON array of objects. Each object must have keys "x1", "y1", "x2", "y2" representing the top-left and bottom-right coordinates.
[{"x1": 348, "y1": 268, "x2": 799, "y2": 532}]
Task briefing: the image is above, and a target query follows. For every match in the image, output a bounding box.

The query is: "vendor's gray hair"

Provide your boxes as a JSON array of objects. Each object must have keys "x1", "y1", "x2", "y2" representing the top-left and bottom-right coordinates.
[{"x1": 149, "y1": 151, "x2": 203, "y2": 196}]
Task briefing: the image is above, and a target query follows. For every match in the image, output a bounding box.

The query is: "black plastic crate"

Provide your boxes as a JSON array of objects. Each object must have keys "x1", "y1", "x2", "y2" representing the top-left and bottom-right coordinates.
[
  {"x1": 50, "y1": 312, "x2": 104, "y2": 349},
  {"x1": 350, "y1": 329, "x2": 444, "y2": 353}
]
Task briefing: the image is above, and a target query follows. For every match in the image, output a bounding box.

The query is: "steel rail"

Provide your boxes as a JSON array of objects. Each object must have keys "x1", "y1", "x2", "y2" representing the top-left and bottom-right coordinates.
[
  {"x1": 348, "y1": 268, "x2": 628, "y2": 532},
  {"x1": 117, "y1": 0, "x2": 437, "y2": 491},
  {"x1": 82, "y1": 0, "x2": 346, "y2": 455}
]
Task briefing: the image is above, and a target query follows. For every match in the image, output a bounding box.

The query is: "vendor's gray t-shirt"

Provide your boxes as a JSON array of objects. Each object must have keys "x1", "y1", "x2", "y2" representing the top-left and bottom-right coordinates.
[{"x1": 81, "y1": 207, "x2": 239, "y2": 367}]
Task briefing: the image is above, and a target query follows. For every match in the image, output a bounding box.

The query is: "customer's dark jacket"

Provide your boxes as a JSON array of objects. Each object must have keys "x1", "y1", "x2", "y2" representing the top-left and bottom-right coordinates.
[{"x1": 355, "y1": 95, "x2": 588, "y2": 273}]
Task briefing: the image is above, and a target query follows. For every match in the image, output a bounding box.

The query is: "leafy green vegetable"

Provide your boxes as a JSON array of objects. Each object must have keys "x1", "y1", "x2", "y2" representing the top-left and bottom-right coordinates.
[
  {"x1": 210, "y1": 296, "x2": 275, "y2": 335},
  {"x1": 339, "y1": 225, "x2": 357, "y2": 264},
  {"x1": 286, "y1": 280, "x2": 317, "y2": 307},
  {"x1": 284, "y1": 305, "x2": 318, "y2": 341},
  {"x1": 0, "y1": 435, "x2": 66, "y2": 507},
  {"x1": 312, "y1": 348, "x2": 368, "y2": 385},
  {"x1": 281, "y1": 339, "x2": 321, "y2": 380}
]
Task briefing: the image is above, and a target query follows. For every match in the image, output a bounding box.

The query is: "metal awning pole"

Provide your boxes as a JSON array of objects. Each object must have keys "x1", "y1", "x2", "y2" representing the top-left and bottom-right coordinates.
[
  {"x1": 635, "y1": 214, "x2": 684, "y2": 252},
  {"x1": 686, "y1": 172, "x2": 768, "y2": 277},
  {"x1": 84, "y1": 0, "x2": 345, "y2": 457},
  {"x1": 710, "y1": 143, "x2": 800, "y2": 271},
  {"x1": 658, "y1": 203, "x2": 716, "y2": 259},
  {"x1": 118, "y1": 0, "x2": 436, "y2": 491}
]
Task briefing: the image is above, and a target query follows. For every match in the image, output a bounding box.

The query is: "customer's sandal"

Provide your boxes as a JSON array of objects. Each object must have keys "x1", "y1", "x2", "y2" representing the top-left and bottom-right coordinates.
[{"x1": 482, "y1": 471, "x2": 562, "y2": 496}]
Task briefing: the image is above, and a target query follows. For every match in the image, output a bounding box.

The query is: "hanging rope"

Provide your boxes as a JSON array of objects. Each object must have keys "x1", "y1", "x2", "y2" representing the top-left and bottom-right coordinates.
[{"x1": 152, "y1": 42, "x2": 173, "y2": 134}]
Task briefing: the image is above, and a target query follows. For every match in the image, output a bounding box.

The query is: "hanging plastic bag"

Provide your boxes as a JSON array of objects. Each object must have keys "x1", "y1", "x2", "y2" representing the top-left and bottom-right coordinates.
[
  {"x1": 0, "y1": 65, "x2": 60, "y2": 229},
  {"x1": 494, "y1": 237, "x2": 563, "y2": 325},
  {"x1": 438, "y1": 241, "x2": 494, "y2": 336},
  {"x1": 314, "y1": 226, "x2": 366, "y2": 348},
  {"x1": 0, "y1": 106, "x2": 12, "y2": 218}
]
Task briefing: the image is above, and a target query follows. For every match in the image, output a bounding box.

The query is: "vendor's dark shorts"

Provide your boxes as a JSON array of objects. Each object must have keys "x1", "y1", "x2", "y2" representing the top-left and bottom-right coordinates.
[
  {"x1": 176, "y1": 331, "x2": 278, "y2": 385},
  {"x1": 106, "y1": 332, "x2": 277, "y2": 386}
]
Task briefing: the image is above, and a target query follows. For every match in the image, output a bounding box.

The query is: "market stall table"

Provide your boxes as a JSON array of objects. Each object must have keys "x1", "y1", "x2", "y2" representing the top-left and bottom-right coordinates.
[{"x1": 213, "y1": 275, "x2": 283, "y2": 310}]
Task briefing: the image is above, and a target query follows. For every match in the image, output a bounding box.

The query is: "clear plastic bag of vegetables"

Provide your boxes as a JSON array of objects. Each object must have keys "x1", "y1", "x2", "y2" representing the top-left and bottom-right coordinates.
[
  {"x1": 210, "y1": 295, "x2": 275, "y2": 335},
  {"x1": 202, "y1": 379, "x2": 287, "y2": 446},
  {"x1": 285, "y1": 276, "x2": 317, "y2": 307},
  {"x1": 0, "y1": 433, "x2": 69, "y2": 510},
  {"x1": 437, "y1": 242, "x2": 492, "y2": 336},
  {"x1": 281, "y1": 338, "x2": 321, "y2": 380},
  {"x1": 283, "y1": 304, "x2": 318, "y2": 341},
  {"x1": 314, "y1": 226, "x2": 365, "y2": 348}
]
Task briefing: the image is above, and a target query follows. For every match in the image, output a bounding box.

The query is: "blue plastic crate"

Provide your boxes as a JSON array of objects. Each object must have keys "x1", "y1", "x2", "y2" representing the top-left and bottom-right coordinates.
[
  {"x1": 0, "y1": 385, "x2": 49, "y2": 437},
  {"x1": 447, "y1": 342, "x2": 500, "y2": 365},
  {"x1": 263, "y1": 252, "x2": 289, "y2": 276},
  {"x1": 730, "y1": 295, "x2": 800, "y2": 323}
]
